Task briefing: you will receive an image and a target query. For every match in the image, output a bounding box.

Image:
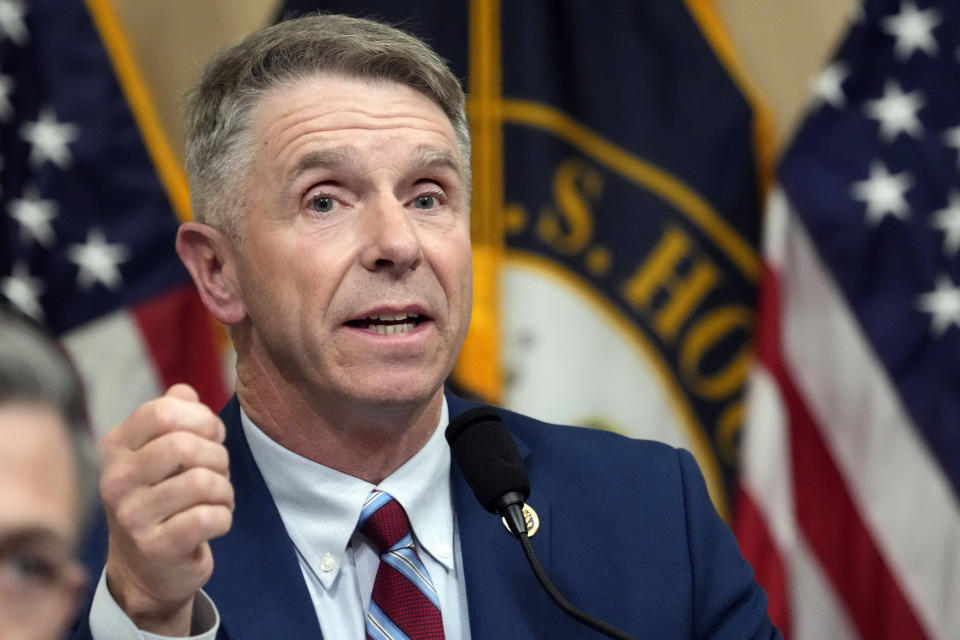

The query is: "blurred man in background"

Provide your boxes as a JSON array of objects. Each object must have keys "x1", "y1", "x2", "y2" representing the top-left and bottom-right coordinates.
[{"x1": 0, "y1": 311, "x2": 97, "y2": 640}]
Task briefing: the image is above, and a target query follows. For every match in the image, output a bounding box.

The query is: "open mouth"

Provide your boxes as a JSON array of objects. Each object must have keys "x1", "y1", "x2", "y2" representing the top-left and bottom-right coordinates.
[{"x1": 346, "y1": 312, "x2": 427, "y2": 335}]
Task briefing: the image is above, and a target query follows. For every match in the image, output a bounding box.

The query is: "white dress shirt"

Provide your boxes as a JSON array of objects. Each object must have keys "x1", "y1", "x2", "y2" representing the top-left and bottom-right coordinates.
[{"x1": 90, "y1": 397, "x2": 472, "y2": 640}]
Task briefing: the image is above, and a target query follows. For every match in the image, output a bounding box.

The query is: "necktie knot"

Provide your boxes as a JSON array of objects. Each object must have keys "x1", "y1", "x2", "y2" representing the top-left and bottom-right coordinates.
[{"x1": 358, "y1": 490, "x2": 412, "y2": 554}]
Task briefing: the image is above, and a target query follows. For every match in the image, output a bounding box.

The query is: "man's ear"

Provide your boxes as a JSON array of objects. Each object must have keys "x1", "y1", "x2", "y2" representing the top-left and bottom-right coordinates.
[{"x1": 176, "y1": 222, "x2": 247, "y2": 325}]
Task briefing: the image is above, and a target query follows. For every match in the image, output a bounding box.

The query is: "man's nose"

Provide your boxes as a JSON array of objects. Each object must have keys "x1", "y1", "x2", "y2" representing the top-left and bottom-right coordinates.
[{"x1": 359, "y1": 195, "x2": 423, "y2": 274}]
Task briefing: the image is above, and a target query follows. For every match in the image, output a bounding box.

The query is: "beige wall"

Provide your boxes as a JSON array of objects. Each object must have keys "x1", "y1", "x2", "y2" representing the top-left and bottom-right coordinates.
[
  {"x1": 111, "y1": 0, "x2": 282, "y2": 156},
  {"x1": 717, "y1": 0, "x2": 856, "y2": 146},
  {"x1": 112, "y1": 0, "x2": 856, "y2": 159}
]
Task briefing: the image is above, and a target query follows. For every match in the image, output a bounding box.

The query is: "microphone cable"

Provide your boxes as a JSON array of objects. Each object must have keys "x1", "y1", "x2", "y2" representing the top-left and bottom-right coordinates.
[
  {"x1": 516, "y1": 526, "x2": 638, "y2": 640},
  {"x1": 448, "y1": 406, "x2": 641, "y2": 640}
]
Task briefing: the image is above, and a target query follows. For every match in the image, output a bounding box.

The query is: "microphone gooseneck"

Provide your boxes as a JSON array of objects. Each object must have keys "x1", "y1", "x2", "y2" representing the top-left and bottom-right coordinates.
[{"x1": 445, "y1": 406, "x2": 640, "y2": 640}]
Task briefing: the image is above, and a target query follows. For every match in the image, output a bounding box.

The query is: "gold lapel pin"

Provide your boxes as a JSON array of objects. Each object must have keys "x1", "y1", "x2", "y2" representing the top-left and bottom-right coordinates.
[{"x1": 502, "y1": 503, "x2": 540, "y2": 537}]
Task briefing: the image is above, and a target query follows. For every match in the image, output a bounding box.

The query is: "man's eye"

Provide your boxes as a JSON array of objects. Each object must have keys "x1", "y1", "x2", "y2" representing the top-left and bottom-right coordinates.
[
  {"x1": 413, "y1": 194, "x2": 438, "y2": 210},
  {"x1": 309, "y1": 196, "x2": 335, "y2": 213},
  {"x1": 1, "y1": 551, "x2": 57, "y2": 586}
]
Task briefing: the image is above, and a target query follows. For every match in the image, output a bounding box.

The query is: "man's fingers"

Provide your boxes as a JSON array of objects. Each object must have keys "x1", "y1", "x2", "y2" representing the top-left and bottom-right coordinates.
[
  {"x1": 102, "y1": 395, "x2": 225, "y2": 455},
  {"x1": 96, "y1": 387, "x2": 234, "y2": 625},
  {"x1": 100, "y1": 432, "x2": 229, "y2": 509},
  {"x1": 135, "y1": 432, "x2": 230, "y2": 484},
  {"x1": 151, "y1": 468, "x2": 235, "y2": 530},
  {"x1": 164, "y1": 383, "x2": 199, "y2": 403},
  {"x1": 111, "y1": 468, "x2": 234, "y2": 536},
  {"x1": 151, "y1": 505, "x2": 234, "y2": 559}
]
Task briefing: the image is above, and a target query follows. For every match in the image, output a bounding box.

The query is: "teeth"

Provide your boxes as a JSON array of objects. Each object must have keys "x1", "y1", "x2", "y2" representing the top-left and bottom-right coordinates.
[
  {"x1": 350, "y1": 311, "x2": 422, "y2": 334},
  {"x1": 369, "y1": 312, "x2": 411, "y2": 322},
  {"x1": 371, "y1": 322, "x2": 416, "y2": 335}
]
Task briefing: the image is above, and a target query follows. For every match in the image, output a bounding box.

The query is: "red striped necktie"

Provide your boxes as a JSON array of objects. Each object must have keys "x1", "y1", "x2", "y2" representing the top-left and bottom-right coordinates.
[{"x1": 358, "y1": 490, "x2": 446, "y2": 640}]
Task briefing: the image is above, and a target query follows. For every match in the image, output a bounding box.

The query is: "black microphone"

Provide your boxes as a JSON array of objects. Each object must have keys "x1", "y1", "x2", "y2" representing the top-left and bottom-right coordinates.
[
  {"x1": 444, "y1": 405, "x2": 530, "y2": 537},
  {"x1": 445, "y1": 406, "x2": 640, "y2": 640}
]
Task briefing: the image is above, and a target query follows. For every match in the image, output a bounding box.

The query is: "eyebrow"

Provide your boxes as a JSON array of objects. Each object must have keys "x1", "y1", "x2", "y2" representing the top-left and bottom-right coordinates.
[
  {"x1": 407, "y1": 145, "x2": 464, "y2": 180},
  {"x1": 284, "y1": 146, "x2": 359, "y2": 190},
  {"x1": 0, "y1": 527, "x2": 72, "y2": 552}
]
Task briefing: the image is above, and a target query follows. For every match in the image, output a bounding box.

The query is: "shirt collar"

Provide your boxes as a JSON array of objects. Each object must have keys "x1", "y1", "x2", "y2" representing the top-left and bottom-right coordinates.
[{"x1": 239, "y1": 397, "x2": 454, "y2": 588}]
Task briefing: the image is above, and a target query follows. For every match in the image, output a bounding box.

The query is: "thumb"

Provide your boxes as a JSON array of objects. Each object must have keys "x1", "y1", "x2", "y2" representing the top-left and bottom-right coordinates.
[{"x1": 165, "y1": 383, "x2": 200, "y2": 403}]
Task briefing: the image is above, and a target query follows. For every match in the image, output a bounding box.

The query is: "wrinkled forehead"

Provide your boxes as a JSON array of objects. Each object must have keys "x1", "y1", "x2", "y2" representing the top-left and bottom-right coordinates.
[{"x1": 247, "y1": 73, "x2": 464, "y2": 163}]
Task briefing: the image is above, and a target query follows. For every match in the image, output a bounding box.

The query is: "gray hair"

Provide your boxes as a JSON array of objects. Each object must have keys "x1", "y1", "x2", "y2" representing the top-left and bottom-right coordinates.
[
  {"x1": 0, "y1": 311, "x2": 98, "y2": 542},
  {"x1": 184, "y1": 13, "x2": 471, "y2": 238}
]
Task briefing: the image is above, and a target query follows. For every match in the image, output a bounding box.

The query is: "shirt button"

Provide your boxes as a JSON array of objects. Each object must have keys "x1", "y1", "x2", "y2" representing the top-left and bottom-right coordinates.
[
  {"x1": 320, "y1": 553, "x2": 336, "y2": 572},
  {"x1": 437, "y1": 544, "x2": 452, "y2": 559}
]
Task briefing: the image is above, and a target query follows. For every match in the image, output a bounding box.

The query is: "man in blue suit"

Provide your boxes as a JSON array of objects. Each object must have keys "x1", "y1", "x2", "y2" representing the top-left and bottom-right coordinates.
[{"x1": 76, "y1": 13, "x2": 778, "y2": 639}]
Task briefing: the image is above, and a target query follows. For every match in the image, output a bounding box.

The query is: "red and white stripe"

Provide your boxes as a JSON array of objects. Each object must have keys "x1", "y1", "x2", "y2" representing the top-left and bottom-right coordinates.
[
  {"x1": 736, "y1": 190, "x2": 960, "y2": 640},
  {"x1": 61, "y1": 283, "x2": 229, "y2": 437}
]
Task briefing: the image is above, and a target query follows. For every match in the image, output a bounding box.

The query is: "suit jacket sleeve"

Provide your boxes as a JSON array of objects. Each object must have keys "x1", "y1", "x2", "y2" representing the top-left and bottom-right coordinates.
[{"x1": 676, "y1": 449, "x2": 780, "y2": 639}]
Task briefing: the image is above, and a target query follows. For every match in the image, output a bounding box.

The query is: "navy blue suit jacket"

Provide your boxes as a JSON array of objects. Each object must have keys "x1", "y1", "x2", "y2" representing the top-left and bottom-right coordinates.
[{"x1": 74, "y1": 392, "x2": 778, "y2": 639}]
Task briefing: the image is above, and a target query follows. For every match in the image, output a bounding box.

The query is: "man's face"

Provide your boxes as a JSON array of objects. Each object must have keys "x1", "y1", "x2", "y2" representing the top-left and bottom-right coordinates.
[
  {"x1": 229, "y1": 74, "x2": 472, "y2": 414},
  {"x1": 0, "y1": 403, "x2": 84, "y2": 640}
]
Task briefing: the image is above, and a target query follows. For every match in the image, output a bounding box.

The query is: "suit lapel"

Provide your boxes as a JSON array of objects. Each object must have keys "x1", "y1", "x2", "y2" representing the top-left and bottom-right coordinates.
[
  {"x1": 204, "y1": 393, "x2": 552, "y2": 639},
  {"x1": 206, "y1": 397, "x2": 323, "y2": 639},
  {"x1": 446, "y1": 393, "x2": 552, "y2": 640}
]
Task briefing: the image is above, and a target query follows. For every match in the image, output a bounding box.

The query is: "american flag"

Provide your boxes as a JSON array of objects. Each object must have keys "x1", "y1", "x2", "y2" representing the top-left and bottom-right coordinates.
[
  {"x1": 736, "y1": 0, "x2": 960, "y2": 637},
  {"x1": 0, "y1": 0, "x2": 228, "y2": 435}
]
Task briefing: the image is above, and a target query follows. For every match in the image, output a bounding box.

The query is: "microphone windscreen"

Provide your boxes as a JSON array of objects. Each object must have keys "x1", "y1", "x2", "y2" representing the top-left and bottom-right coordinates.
[{"x1": 445, "y1": 406, "x2": 530, "y2": 514}]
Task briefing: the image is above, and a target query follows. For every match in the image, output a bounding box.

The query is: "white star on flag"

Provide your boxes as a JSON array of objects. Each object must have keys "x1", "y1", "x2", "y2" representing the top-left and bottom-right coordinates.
[
  {"x1": 932, "y1": 190, "x2": 960, "y2": 256},
  {"x1": 8, "y1": 189, "x2": 58, "y2": 247},
  {"x1": 810, "y1": 62, "x2": 849, "y2": 109},
  {"x1": 0, "y1": 73, "x2": 14, "y2": 121},
  {"x1": 66, "y1": 229, "x2": 130, "y2": 291},
  {"x1": 0, "y1": 0, "x2": 28, "y2": 46},
  {"x1": 915, "y1": 273, "x2": 960, "y2": 337},
  {"x1": 863, "y1": 81, "x2": 925, "y2": 142},
  {"x1": 1, "y1": 262, "x2": 44, "y2": 320},
  {"x1": 881, "y1": 0, "x2": 943, "y2": 61},
  {"x1": 19, "y1": 107, "x2": 80, "y2": 169},
  {"x1": 850, "y1": 160, "x2": 913, "y2": 224}
]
